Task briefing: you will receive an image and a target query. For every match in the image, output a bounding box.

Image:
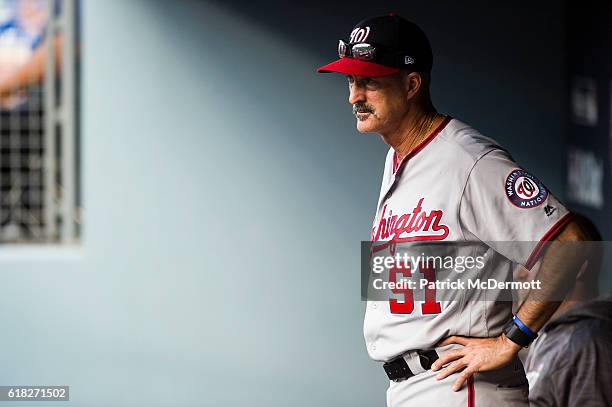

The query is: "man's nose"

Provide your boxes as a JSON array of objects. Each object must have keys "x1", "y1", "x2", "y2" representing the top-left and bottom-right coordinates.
[{"x1": 348, "y1": 84, "x2": 365, "y2": 105}]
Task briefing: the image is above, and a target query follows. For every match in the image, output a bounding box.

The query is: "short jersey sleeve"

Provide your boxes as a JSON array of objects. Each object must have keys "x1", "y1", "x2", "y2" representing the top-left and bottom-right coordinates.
[{"x1": 459, "y1": 149, "x2": 572, "y2": 269}]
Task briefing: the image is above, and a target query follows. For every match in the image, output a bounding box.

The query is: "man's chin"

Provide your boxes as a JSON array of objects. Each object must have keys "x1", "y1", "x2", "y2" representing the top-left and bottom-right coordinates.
[{"x1": 356, "y1": 121, "x2": 379, "y2": 133}]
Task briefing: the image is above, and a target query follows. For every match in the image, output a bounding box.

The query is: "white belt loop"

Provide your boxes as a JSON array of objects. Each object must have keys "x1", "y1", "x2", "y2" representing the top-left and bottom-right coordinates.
[{"x1": 403, "y1": 350, "x2": 426, "y2": 375}]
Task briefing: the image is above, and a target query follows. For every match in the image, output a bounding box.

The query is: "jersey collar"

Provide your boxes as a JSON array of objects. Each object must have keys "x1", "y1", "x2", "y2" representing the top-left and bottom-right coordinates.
[{"x1": 393, "y1": 115, "x2": 452, "y2": 174}]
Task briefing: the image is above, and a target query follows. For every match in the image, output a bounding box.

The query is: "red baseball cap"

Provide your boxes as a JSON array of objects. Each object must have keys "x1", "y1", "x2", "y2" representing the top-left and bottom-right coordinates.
[{"x1": 317, "y1": 14, "x2": 433, "y2": 77}]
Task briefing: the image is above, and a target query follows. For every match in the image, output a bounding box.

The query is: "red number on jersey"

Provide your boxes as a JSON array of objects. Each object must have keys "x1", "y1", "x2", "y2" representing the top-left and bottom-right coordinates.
[
  {"x1": 420, "y1": 263, "x2": 442, "y2": 314},
  {"x1": 389, "y1": 265, "x2": 414, "y2": 314},
  {"x1": 388, "y1": 264, "x2": 441, "y2": 315}
]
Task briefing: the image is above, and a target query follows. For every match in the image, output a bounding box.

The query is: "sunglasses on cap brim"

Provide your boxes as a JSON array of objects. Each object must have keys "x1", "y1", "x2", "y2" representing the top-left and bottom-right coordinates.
[
  {"x1": 338, "y1": 40, "x2": 378, "y2": 60},
  {"x1": 338, "y1": 40, "x2": 416, "y2": 69}
]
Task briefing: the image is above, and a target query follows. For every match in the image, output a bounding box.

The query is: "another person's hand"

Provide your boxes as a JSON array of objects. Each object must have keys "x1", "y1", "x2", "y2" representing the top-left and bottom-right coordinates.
[{"x1": 0, "y1": 89, "x2": 26, "y2": 110}]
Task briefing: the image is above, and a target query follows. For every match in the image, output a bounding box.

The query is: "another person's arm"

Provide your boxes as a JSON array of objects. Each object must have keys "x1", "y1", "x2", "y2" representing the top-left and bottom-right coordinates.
[{"x1": 0, "y1": 35, "x2": 62, "y2": 103}]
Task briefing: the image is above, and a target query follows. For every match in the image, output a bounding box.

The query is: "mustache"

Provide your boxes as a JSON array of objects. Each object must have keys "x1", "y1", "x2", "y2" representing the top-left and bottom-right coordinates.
[{"x1": 352, "y1": 103, "x2": 375, "y2": 115}]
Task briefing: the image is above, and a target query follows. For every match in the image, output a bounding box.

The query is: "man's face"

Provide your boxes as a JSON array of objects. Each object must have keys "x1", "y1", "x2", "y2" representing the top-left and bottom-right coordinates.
[{"x1": 347, "y1": 73, "x2": 409, "y2": 134}]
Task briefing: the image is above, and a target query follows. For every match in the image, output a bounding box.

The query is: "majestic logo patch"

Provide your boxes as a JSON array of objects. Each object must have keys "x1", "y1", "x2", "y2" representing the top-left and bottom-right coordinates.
[{"x1": 505, "y1": 169, "x2": 548, "y2": 208}]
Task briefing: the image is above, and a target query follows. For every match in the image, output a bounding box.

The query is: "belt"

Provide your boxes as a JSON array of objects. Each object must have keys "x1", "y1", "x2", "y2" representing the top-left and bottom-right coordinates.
[{"x1": 383, "y1": 350, "x2": 440, "y2": 382}]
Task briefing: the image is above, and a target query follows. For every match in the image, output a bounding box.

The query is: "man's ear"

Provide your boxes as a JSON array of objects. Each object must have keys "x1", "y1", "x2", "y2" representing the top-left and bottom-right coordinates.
[{"x1": 402, "y1": 71, "x2": 422, "y2": 101}]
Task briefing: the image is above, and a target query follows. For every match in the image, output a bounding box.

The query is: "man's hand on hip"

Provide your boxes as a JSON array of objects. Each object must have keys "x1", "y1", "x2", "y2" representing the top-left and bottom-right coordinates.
[{"x1": 431, "y1": 335, "x2": 521, "y2": 391}]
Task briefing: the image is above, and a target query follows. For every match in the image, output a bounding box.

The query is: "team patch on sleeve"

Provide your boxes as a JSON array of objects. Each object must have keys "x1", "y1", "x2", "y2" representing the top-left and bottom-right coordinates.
[{"x1": 505, "y1": 169, "x2": 548, "y2": 208}]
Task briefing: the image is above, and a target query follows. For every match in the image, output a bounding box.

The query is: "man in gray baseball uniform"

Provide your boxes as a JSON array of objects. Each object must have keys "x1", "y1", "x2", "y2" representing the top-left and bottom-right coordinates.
[{"x1": 318, "y1": 14, "x2": 591, "y2": 406}]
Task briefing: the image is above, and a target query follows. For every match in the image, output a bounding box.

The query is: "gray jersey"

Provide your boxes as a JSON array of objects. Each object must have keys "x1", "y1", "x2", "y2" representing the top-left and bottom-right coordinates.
[
  {"x1": 364, "y1": 117, "x2": 572, "y2": 361},
  {"x1": 525, "y1": 296, "x2": 612, "y2": 406}
]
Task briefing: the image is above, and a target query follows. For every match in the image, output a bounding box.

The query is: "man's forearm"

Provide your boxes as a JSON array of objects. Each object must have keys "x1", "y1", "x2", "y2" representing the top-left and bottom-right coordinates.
[{"x1": 514, "y1": 220, "x2": 588, "y2": 332}]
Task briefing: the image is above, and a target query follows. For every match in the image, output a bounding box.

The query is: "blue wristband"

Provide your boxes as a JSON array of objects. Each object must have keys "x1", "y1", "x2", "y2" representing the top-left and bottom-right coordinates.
[{"x1": 512, "y1": 315, "x2": 538, "y2": 340}]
